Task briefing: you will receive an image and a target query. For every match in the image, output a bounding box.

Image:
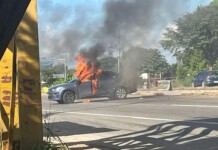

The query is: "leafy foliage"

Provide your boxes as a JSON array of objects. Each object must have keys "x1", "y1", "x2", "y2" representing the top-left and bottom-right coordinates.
[
  {"x1": 140, "y1": 49, "x2": 169, "y2": 76},
  {"x1": 165, "y1": 64, "x2": 177, "y2": 77},
  {"x1": 160, "y1": 1, "x2": 218, "y2": 78},
  {"x1": 212, "y1": 58, "x2": 218, "y2": 70},
  {"x1": 41, "y1": 64, "x2": 74, "y2": 86},
  {"x1": 187, "y1": 49, "x2": 207, "y2": 76},
  {"x1": 210, "y1": 0, "x2": 218, "y2": 6}
]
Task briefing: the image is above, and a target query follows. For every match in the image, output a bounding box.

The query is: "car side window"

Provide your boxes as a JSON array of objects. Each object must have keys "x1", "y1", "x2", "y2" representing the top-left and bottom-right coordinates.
[
  {"x1": 99, "y1": 72, "x2": 116, "y2": 80},
  {"x1": 200, "y1": 72, "x2": 204, "y2": 78},
  {"x1": 210, "y1": 71, "x2": 218, "y2": 76},
  {"x1": 196, "y1": 72, "x2": 205, "y2": 79},
  {"x1": 196, "y1": 73, "x2": 202, "y2": 79},
  {"x1": 198, "y1": 72, "x2": 208, "y2": 79}
]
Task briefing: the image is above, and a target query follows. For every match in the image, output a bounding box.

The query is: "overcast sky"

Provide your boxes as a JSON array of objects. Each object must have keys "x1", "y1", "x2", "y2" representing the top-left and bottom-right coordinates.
[{"x1": 37, "y1": 0, "x2": 213, "y2": 65}]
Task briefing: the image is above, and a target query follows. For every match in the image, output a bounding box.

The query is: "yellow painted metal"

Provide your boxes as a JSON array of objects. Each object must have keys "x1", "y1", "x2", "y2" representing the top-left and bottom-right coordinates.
[
  {"x1": 16, "y1": 0, "x2": 43, "y2": 149},
  {"x1": 0, "y1": 0, "x2": 43, "y2": 149},
  {"x1": 0, "y1": 39, "x2": 20, "y2": 150}
]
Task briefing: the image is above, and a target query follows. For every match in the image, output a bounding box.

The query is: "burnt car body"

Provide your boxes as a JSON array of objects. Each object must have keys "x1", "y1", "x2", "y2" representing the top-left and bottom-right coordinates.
[
  {"x1": 192, "y1": 71, "x2": 218, "y2": 87},
  {"x1": 47, "y1": 71, "x2": 137, "y2": 104}
]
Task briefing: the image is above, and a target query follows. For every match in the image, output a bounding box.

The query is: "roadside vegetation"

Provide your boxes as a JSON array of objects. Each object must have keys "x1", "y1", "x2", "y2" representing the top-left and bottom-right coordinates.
[{"x1": 160, "y1": 0, "x2": 218, "y2": 85}]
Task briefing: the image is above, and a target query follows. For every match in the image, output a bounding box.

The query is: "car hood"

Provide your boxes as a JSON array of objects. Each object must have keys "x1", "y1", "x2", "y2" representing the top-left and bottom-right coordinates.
[{"x1": 49, "y1": 83, "x2": 75, "y2": 90}]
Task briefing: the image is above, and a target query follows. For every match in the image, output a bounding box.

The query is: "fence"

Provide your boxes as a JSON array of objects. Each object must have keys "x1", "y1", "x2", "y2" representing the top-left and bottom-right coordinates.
[{"x1": 139, "y1": 77, "x2": 193, "y2": 90}]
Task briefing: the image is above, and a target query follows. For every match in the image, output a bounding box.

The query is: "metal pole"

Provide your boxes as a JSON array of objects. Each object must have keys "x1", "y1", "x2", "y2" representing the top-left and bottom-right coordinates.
[
  {"x1": 63, "y1": 53, "x2": 67, "y2": 82},
  {"x1": 58, "y1": 52, "x2": 68, "y2": 82},
  {"x1": 61, "y1": 52, "x2": 68, "y2": 82},
  {"x1": 117, "y1": 31, "x2": 121, "y2": 74},
  {"x1": 64, "y1": 63, "x2": 67, "y2": 82},
  {"x1": 118, "y1": 55, "x2": 120, "y2": 74}
]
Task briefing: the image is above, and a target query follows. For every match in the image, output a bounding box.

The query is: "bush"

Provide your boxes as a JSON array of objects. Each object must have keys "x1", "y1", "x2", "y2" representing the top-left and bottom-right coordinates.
[
  {"x1": 42, "y1": 87, "x2": 49, "y2": 93},
  {"x1": 53, "y1": 79, "x2": 65, "y2": 85},
  {"x1": 173, "y1": 77, "x2": 192, "y2": 88}
]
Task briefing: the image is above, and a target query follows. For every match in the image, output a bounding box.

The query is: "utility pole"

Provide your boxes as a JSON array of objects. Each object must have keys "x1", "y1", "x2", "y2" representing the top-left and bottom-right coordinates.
[
  {"x1": 58, "y1": 52, "x2": 69, "y2": 82},
  {"x1": 117, "y1": 30, "x2": 121, "y2": 74}
]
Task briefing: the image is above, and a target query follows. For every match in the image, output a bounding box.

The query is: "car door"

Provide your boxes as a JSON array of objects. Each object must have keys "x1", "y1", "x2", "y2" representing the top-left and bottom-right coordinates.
[
  {"x1": 98, "y1": 72, "x2": 117, "y2": 94},
  {"x1": 78, "y1": 81, "x2": 92, "y2": 98},
  {"x1": 209, "y1": 71, "x2": 218, "y2": 83},
  {"x1": 194, "y1": 72, "x2": 206, "y2": 86}
]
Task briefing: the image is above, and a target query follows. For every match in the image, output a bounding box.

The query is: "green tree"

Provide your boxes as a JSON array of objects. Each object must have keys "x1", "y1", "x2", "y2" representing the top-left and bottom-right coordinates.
[
  {"x1": 176, "y1": 63, "x2": 188, "y2": 79},
  {"x1": 164, "y1": 63, "x2": 177, "y2": 78},
  {"x1": 210, "y1": 0, "x2": 218, "y2": 6},
  {"x1": 212, "y1": 58, "x2": 218, "y2": 70},
  {"x1": 100, "y1": 57, "x2": 118, "y2": 72},
  {"x1": 187, "y1": 49, "x2": 207, "y2": 77},
  {"x1": 140, "y1": 49, "x2": 169, "y2": 77},
  {"x1": 41, "y1": 67, "x2": 56, "y2": 86},
  {"x1": 160, "y1": 1, "x2": 218, "y2": 78},
  {"x1": 41, "y1": 64, "x2": 71, "y2": 86},
  {"x1": 176, "y1": 50, "x2": 207, "y2": 79}
]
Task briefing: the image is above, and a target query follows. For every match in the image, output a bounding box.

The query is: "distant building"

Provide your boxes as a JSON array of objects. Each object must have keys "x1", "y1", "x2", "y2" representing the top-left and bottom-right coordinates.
[{"x1": 40, "y1": 56, "x2": 54, "y2": 70}]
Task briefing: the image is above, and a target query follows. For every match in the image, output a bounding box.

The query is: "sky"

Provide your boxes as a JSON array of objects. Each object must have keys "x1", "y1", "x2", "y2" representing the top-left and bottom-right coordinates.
[{"x1": 37, "y1": 0, "x2": 213, "y2": 66}]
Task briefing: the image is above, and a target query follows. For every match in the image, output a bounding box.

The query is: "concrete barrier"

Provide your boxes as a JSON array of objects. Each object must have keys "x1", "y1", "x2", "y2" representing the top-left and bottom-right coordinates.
[{"x1": 157, "y1": 80, "x2": 172, "y2": 91}]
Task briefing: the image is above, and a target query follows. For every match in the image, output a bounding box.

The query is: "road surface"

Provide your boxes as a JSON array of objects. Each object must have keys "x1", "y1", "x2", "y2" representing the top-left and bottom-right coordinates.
[{"x1": 42, "y1": 94, "x2": 218, "y2": 150}]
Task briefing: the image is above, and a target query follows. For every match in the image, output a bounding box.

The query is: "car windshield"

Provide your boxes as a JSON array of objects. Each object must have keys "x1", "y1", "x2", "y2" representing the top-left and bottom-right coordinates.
[
  {"x1": 68, "y1": 78, "x2": 78, "y2": 84},
  {"x1": 209, "y1": 71, "x2": 218, "y2": 76}
]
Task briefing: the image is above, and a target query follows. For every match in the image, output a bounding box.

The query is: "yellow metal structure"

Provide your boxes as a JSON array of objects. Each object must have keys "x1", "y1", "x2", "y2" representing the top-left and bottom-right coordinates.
[
  {"x1": 0, "y1": 40, "x2": 19, "y2": 150},
  {"x1": 0, "y1": 0, "x2": 43, "y2": 149}
]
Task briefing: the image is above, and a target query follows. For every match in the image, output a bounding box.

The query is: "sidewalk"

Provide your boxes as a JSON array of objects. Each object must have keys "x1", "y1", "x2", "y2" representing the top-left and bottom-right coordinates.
[{"x1": 134, "y1": 88, "x2": 218, "y2": 96}]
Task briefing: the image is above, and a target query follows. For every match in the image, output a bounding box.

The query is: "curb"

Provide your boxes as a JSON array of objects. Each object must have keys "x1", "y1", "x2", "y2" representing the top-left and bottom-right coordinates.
[{"x1": 134, "y1": 89, "x2": 218, "y2": 96}]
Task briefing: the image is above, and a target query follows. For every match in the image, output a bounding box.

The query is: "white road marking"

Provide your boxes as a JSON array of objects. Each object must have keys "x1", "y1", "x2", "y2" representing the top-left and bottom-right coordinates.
[
  {"x1": 171, "y1": 104, "x2": 218, "y2": 108},
  {"x1": 43, "y1": 110, "x2": 218, "y2": 125}
]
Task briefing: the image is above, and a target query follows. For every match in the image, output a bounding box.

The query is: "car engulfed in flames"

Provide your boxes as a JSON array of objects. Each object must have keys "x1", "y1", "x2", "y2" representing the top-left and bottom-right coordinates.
[
  {"x1": 47, "y1": 54, "x2": 137, "y2": 104},
  {"x1": 74, "y1": 55, "x2": 103, "y2": 95}
]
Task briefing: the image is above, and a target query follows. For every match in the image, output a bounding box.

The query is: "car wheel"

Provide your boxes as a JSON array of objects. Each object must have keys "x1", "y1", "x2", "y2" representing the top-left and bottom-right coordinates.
[
  {"x1": 62, "y1": 91, "x2": 75, "y2": 104},
  {"x1": 114, "y1": 87, "x2": 127, "y2": 100}
]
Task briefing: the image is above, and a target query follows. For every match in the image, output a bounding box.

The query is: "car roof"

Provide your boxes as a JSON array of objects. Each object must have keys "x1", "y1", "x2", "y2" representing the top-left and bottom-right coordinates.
[
  {"x1": 200, "y1": 70, "x2": 218, "y2": 73},
  {"x1": 102, "y1": 71, "x2": 117, "y2": 74}
]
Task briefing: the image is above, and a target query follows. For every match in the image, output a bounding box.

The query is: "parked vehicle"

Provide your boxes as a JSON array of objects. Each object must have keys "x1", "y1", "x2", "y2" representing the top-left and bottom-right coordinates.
[
  {"x1": 192, "y1": 71, "x2": 218, "y2": 87},
  {"x1": 47, "y1": 71, "x2": 137, "y2": 104}
]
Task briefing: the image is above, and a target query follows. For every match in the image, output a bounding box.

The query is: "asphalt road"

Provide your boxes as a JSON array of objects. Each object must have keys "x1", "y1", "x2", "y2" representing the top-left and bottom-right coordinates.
[{"x1": 42, "y1": 94, "x2": 218, "y2": 150}]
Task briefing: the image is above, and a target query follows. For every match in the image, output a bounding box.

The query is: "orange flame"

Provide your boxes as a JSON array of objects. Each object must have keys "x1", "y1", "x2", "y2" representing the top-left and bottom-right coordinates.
[{"x1": 74, "y1": 55, "x2": 102, "y2": 94}]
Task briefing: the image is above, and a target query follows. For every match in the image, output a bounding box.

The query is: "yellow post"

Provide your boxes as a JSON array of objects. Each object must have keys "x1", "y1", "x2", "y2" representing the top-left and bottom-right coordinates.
[
  {"x1": 0, "y1": 0, "x2": 43, "y2": 149},
  {"x1": 0, "y1": 40, "x2": 19, "y2": 150},
  {"x1": 16, "y1": 0, "x2": 43, "y2": 149}
]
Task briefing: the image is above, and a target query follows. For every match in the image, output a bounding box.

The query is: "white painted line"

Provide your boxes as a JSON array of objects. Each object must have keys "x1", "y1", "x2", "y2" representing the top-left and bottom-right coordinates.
[
  {"x1": 43, "y1": 110, "x2": 218, "y2": 125},
  {"x1": 43, "y1": 110, "x2": 177, "y2": 122},
  {"x1": 171, "y1": 104, "x2": 218, "y2": 108}
]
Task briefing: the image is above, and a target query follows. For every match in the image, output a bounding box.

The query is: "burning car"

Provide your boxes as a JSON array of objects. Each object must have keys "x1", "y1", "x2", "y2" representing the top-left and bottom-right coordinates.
[
  {"x1": 48, "y1": 44, "x2": 137, "y2": 104},
  {"x1": 47, "y1": 71, "x2": 137, "y2": 104}
]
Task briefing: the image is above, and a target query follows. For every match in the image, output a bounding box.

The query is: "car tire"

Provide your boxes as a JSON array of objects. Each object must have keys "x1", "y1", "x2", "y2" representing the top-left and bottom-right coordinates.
[
  {"x1": 114, "y1": 87, "x2": 127, "y2": 100},
  {"x1": 61, "y1": 91, "x2": 75, "y2": 104}
]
